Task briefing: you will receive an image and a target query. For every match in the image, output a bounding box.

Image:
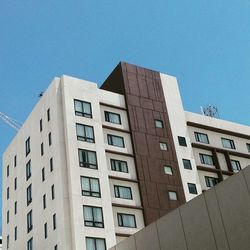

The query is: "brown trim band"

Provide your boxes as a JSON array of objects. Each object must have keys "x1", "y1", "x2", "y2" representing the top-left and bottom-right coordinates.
[
  {"x1": 105, "y1": 149, "x2": 134, "y2": 158},
  {"x1": 99, "y1": 102, "x2": 127, "y2": 111},
  {"x1": 191, "y1": 143, "x2": 250, "y2": 159},
  {"x1": 187, "y1": 121, "x2": 250, "y2": 140},
  {"x1": 115, "y1": 233, "x2": 132, "y2": 237},
  {"x1": 102, "y1": 125, "x2": 131, "y2": 134},
  {"x1": 109, "y1": 175, "x2": 139, "y2": 183},
  {"x1": 196, "y1": 165, "x2": 233, "y2": 176},
  {"x1": 112, "y1": 203, "x2": 143, "y2": 210}
]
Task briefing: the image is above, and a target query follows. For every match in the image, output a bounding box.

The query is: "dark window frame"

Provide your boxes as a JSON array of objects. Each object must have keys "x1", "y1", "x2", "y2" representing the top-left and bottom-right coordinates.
[
  {"x1": 26, "y1": 160, "x2": 31, "y2": 181},
  {"x1": 178, "y1": 136, "x2": 187, "y2": 147},
  {"x1": 194, "y1": 132, "x2": 209, "y2": 144},
  {"x1": 155, "y1": 119, "x2": 164, "y2": 128},
  {"x1": 110, "y1": 159, "x2": 128, "y2": 173},
  {"x1": 107, "y1": 134, "x2": 125, "y2": 148},
  {"x1": 117, "y1": 213, "x2": 137, "y2": 228},
  {"x1": 27, "y1": 210, "x2": 33, "y2": 233},
  {"x1": 188, "y1": 183, "x2": 198, "y2": 194},
  {"x1": 25, "y1": 137, "x2": 31, "y2": 156},
  {"x1": 76, "y1": 123, "x2": 95, "y2": 143},
  {"x1": 83, "y1": 206, "x2": 104, "y2": 228},
  {"x1": 78, "y1": 149, "x2": 98, "y2": 169},
  {"x1": 199, "y1": 153, "x2": 214, "y2": 165},
  {"x1": 114, "y1": 185, "x2": 133, "y2": 200},
  {"x1": 221, "y1": 138, "x2": 236, "y2": 149},
  {"x1": 74, "y1": 99, "x2": 92, "y2": 118},
  {"x1": 27, "y1": 184, "x2": 32, "y2": 206},
  {"x1": 104, "y1": 111, "x2": 121, "y2": 124},
  {"x1": 182, "y1": 159, "x2": 192, "y2": 170},
  {"x1": 81, "y1": 176, "x2": 101, "y2": 198},
  {"x1": 85, "y1": 237, "x2": 106, "y2": 250},
  {"x1": 205, "y1": 176, "x2": 219, "y2": 187}
]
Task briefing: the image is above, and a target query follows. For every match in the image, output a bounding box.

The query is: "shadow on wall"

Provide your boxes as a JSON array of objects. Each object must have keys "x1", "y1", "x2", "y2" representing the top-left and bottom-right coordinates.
[{"x1": 110, "y1": 165, "x2": 250, "y2": 250}]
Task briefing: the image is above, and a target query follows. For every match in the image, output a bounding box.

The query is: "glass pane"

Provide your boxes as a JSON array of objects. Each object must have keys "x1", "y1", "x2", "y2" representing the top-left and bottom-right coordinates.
[
  {"x1": 96, "y1": 239, "x2": 106, "y2": 250},
  {"x1": 86, "y1": 238, "x2": 95, "y2": 250},
  {"x1": 83, "y1": 102, "x2": 91, "y2": 115},
  {"x1": 88, "y1": 151, "x2": 97, "y2": 165},
  {"x1": 75, "y1": 100, "x2": 82, "y2": 113},
  {"x1": 82, "y1": 177, "x2": 90, "y2": 191},
  {"x1": 85, "y1": 126, "x2": 94, "y2": 139},
  {"x1": 90, "y1": 179, "x2": 99, "y2": 193},
  {"x1": 84, "y1": 207, "x2": 93, "y2": 221},
  {"x1": 76, "y1": 124, "x2": 85, "y2": 137}
]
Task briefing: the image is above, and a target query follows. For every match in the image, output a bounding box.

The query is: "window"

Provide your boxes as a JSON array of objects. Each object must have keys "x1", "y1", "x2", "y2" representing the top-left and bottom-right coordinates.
[
  {"x1": 54, "y1": 245, "x2": 58, "y2": 250},
  {"x1": 159, "y1": 142, "x2": 168, "y2": 151},
  {"x1": 27, "y1": 238, "x2": 33, "y2": 250},
  {"x1": 7, "y1": 165, "x2": 9, "y2": 177},
  {"x1": 110, "y1": 159, "x2": 128, "y2": 173},
  {"x1": 51, "y1": 185, "x2": 55, "y2": 200},
  {"x1": 81, "y1": 176, "x2": 101, "y2": 197},
  {"x1": 107, "y1": 134, "x2": 125, "y2": 148},
  {"x1": 48, "y1": 132, "x2": 52, "y2": 146},
  {"x1": 27, "y1": 210, "x2": 33, "y2": 233},
  {"x1": 182, "y1": 159, "x2": 192, "y2": 170},
  {"x1": 188, "y1": 183, "x2": 198, "y2": 194},
  {"x1": 178, "y1": 136, "x2": 187, "y2": 146},
  {"x1": 114, "y1": 185, "x2": 132, "y2": 199},
  {"x1": 169, "y1": 191, "x2": 178, "y2": 201},
  {"x1": 155, "y1": 119, "x2": 164, "y2": 128},
  {"x1": 7, "y1": 210, "x2": 9, "y2": 224},
  {"x1": 41, "y1": 143, "x2": 44, "y2": 156},
  {"x1": 40, "y1": 119, "x2": 43, "y2": 132},
  {"x1": 164, "y1": 165, "x2": 173, "y2": 175},
  {"x1": 246, "y1": 143, "x2": 250, "y2": 153},
  {"x1": 205, "y1": 176, "x2": 219, "y2": 187},
  {"x1": 7, "y1": 187, "x2": 9, "y2": 200},
  {"x1": 104, "y1": 111, "x2": 121, "y2": 124},
  {"x1": 44, "y1": 223, "x2": 47, "y2": 239},
  {"x1": 14, "y1": 155, "x2": 17, "y2": 167},
  {"x1": 117, "y1": 213, "x2": 136, "y2": 228},
  {"x1": 47, "y1": 108, "x2": 50, "y2": 121},
  {"x1": 14, "y1": 177, "x2": 17, "y2": 190},
  {"x1": 221, "y1": 138, "x2": 235, "y2": 149},
  {"x1": 83, "y1": 206, "x2": 104, "y2": 228},
  {"x1": 25, "y1": 137, "x2": 31, "y2": 156},
  {"x1": 43, "y1": 194, "x2": 46, "y2": 209},
  {"x1": 50, "y1": 157, "x2": 53, "y2": 172},
  {"x1": 78, "y1": 149, "x2": 98, "y2": 169},
  {"x1": 27, "y1": 184, "x2": 32, "y2": 206},
  {"x1": 74, "y1": 99, "x2": 92, "y2": 118},
  {"x1": 194, "y1": 132, "x2": 209, "y2": 144},
  {"x1": 14, "y1": 226, "x2": 17, "y2": 241},
  {"x1": 7, "y1": 235, "x2": 9, "y2": 249},
  {"x1": 86, "y1": 237, "x2": 106, "y2": 250},
  {"x1": 14, "y1": 201, "x2": 17, "y2": 214},
  {"x1": 76, "y1": 123, "x2": 95, "y2": 142},
  {"x1": 231, "y1": 160, "x2": 241, "y2": 173},
  {"x1": 42, "y1": 168, "x2": 45, "y2": 182},
  {"x1": 26, "y1": 160, "x2": 31, "y2": 180},
  {"x1": 53, "y1": 214, "x2": 56, "y2": 230},
  {"x1": 200, "y1": 154, "x2": 214, "y2": 165}
]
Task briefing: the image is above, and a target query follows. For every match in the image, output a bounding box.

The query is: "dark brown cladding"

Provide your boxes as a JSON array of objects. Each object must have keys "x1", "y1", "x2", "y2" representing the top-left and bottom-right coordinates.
[{"x1": 101, "y1": 62, "x2": 186, "y2": 225}]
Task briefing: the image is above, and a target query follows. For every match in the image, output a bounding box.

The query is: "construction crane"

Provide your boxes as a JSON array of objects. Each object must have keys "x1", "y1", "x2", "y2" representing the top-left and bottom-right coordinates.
[{"x1": 0, "y1": 112, "x2": 22, "y2": 131}]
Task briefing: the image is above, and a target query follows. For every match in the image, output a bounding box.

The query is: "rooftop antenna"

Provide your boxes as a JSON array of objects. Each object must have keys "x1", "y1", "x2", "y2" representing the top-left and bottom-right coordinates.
[{"x1": 201, "y1": 105, "x2": 219, "y2": 118}]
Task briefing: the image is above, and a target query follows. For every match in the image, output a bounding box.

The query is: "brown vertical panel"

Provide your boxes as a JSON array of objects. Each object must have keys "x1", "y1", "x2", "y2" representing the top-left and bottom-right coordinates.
[{"x1": 101, "y1": 62, "x2": 186, "y2": 225}]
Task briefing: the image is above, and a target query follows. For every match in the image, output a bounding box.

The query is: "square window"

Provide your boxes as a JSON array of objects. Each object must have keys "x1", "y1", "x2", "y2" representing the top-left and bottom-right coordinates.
[
  {"x1": 194, "y1": 132, "x2": 209, "y2": 144},
  {"x1": 168, "y1": 191, "x2": 178, "y2": 201},
  {"x1": 155, "y1": 119, "x2": 164, "y2": 128},
  {"x1": 104, "y1": 111, "x2": 121, "y2": 124},
  {"x1": 118, "y1": 213, "x2": 136, "y2": 228},
  {"x1": 111, "y1": 159, "x2": 128, "y2": 173},
  {"x1": 221, "y1": 138, "x2": 235, "y2": 149},
  {"x1": 160, "y1": 142, "x2": 168, "y2": 151},
  {"x1": 164, "y1": 165, "x2": 173, "y2": 175},
  {"x1": 178, "y1": 136, "x2": 187, "y2": 146},
  {"x1": 74, "y1": 99, "x2": 92, "y2": 118},
  {"x1": 83, "y1": 206, "x2": 104, "y2": 228},
  {"x1": 81, "y1": 176, "x2": 101, "y2": 197},
  {"x1": 76, "y1": 124, "x2": 95, "y2": 143},
  {"x1": 199, "y1": 154, "x2": 214, "y2": 165},
  {"x1": 107, "y1": 134, "x2": 125, "y2": 148},
  {"x1": 188, "y1": 183, "x2": 198, "y2": 194},
  {"x1": 78, "y1": 149, "x2": 98, "y2": 169},
  {"x1": 114, "y1": 185, "x2": 132, "y2": 200},
  {"x1": 182, "y1": 159, "x2": 192, "y2": 170}
]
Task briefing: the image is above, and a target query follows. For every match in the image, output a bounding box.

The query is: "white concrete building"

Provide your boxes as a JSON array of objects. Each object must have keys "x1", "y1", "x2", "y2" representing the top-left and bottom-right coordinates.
[{"x1": 2, "y1": 62, "x2": 250, "y2": 250}]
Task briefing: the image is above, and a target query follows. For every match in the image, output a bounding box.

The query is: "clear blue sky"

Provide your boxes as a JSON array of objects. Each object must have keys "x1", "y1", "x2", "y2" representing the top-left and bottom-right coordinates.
[{"x1": 1, "y1": 0, "x2": 250, "y2": 234}]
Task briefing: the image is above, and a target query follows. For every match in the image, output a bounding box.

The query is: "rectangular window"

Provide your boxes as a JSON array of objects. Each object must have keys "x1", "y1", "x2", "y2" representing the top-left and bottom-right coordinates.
[
  {"x1": 7, "y1": 210, "x2": 9, "y2": 224},
  {"x1": 182, "y1": 159, "x2": 192, "y2": 170},
  {"x1": 159, "y1": 142, "x2": 168, "y2": 151},
  {"x1": 53, "y1": 214, "x2": 56, "y2": 230},
  {"x1": 27, "y1": 184, "x2": 32, "y2": 206},
  {"x1": 27, "y1": 210, "x2": 33, "y2": 233},
  {"x1": 26, "y1": 160, "x2": 31, "y2": 180},
  {"x1": 114, "y1": 185, "x2": 132, "y2": 200},
  {"x1": 27, "y1": 238, "x2": 33, "y2": 250},
  {"x1": 164, "y1": 165, "x2": 173, "y2": 175},
  {"x1": 41, "y1": 143, "x2": 44, "y2": 156},
  {"x1": 81, "y1": 176, "x2": 101, "y2": 197},
  {"x1": 110, "y1": 159, "x2": 128, "y2": 173},
  {"x1": 231, "y1": 160, "x2": 241, "y2": 173},
  {"x1": 7, "y1": 235, "x2": 9, "y2": 249},
  {"x1": 83, "y1": 206, "x2": 104, "y2": 228},
  {"x1": 199, "y1": 154, "x2": 214, "y2": 165},
  {"x1": 78, "y1": 149, "x2": 98, "y2": 169},
  {"x1": 50, "y1": 157, "x2": 53, "y2": 172},
  {"x1": 246, "y1": 143, "x2": 250, "y2": 153},
  {"x1": 104, "y1": 111, "x2": 121, "y2": 124},
  {"x1": 155, "y1": 119, "x2": 164, "y2": 128},
  {"x1": 117, "y1": 213, "x2": 136, "y2": 228},
  {"x1": 14, "y1": 226, "x2": 17, "y2": 241},
  {"x1": 43, "y1": 194, "x2": 46, "y2": 209},
  {"x1": 168, "y1": 191, "x2": 178, "y2": 201},
  {"x1": 7, "y1": 187, "x2": 9, "y2": 200},
  {"x1": 14, "y1": 177, "x2": 17, "y2": 190},
  {"x1": 40, "y1": 119, "x2": 43, "y2": 132},
  {"x1": 54, "y1": 245, "x2": 58, "y2": 250},
  {"x1": 76, "y1": 123, "x2": 95, "y2": 142},
  {"x1": 178, "y1": 136, "x2": 187, "y2": 146},
  {"x1": 48, "y1": 132, "x2": 52, "y2": 146},
  {"x1": 51, "y1": 185, "x2": 55, "y2": 200},
  {"x1": 188, "y1": 183, "x2": 198, "y2": 194},
  {"x1": 7, "y1": 165, "x2": 9, "y2": 177},
  {"x1": 205, "y1": 176, "x2": 219, "y2": 187},
  {"x1": 194, "y1": 132, "x2": 209, "y2": 144},
  {"x1": 47, "y1": 108, "x2": 50, "y2": 121},
  {"x1": 107, "y1": 134, "x2": 125, "y2": 148},
  {"x1": 42, "y1": 168, "x2": 45, "y2": 182},
  {"x1": 14, "y1": 155, "x2": 17, "y2": 167},
  {"x1": 221, "y1": 138, "x2": 235, "y2": 149},
  {"x1": 86, "y1": 237, "x2": 106, "y2": 250},
  {"x1": 74, "y1": 99, "x2": 92, "y2": 118},
  {"x1": 25, "y1": 137, "x2": 31, "y2": 156},
  {"x1": 44, "y1": 223, "x2": 47, "y2": 239},
  {"x1": 14, "y1": 201, "x2": 17, "y2": 214}
]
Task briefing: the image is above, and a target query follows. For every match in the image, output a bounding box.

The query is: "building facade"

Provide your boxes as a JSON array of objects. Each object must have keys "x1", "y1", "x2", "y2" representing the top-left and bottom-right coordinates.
[{"x1": 2, "y1": 62, "x2": 250, "y2": 250}]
